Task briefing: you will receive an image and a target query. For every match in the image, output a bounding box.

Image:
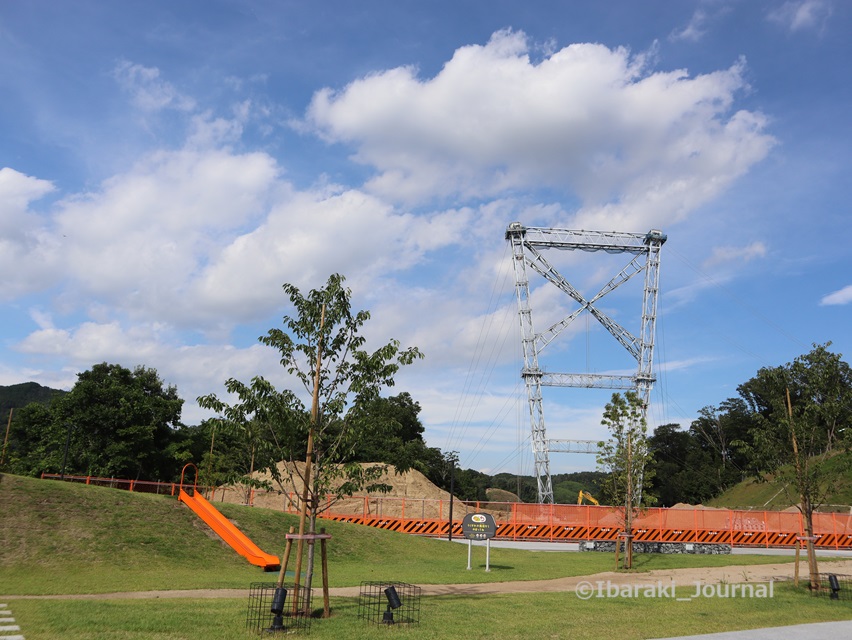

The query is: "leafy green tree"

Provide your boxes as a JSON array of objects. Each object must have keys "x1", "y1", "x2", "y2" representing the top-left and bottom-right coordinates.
[
  {"x1": 198, "y1": 377, "x2": 301, "y2": 503},
  {"x1": 647, "y1": 422, "x2": 730, "y2": 507},
  {"x1": 257, "y1": 274, "x2": 423, "y2": 510},
  {"x1": 736, "y1": 343, "x2": 852, "y2": 589},
  {"x1": 1, "y1": 382, "x2": 64, "y2": 423},
  {"x1": 349, "y1": 392, "x2": 433, "y2": 471},
  {"x1": 4, "y1": 402, "x2": 60, "y2": 475},
  {"x1": 200, "y1": 273, "x2": 423, "y2": 606},
  {"x1": 6, "y1": 363, "x2": 183, "y2": 480},
  {"x1": 690, "y1": 399, "x2": 754, "y2": 482},
  {"x1": 596, "y1": 391, "x2": 655, "y2": 569}
]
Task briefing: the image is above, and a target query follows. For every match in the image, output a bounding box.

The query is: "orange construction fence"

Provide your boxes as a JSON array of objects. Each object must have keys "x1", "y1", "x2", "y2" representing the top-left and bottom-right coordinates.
[{"x1": 41, "y1": 473, "x2": 852, "y2": 550}]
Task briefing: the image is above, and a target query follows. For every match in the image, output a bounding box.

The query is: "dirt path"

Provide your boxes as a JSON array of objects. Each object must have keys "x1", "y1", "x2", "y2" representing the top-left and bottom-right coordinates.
[{"x1": 5, "y1": 560, "x2": 852, "y2": 600}]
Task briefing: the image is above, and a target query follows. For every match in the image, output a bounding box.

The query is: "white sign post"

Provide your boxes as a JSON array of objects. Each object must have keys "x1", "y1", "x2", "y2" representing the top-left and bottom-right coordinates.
[{"x1": 461, "y1": 513, "x2": 497, "y2": 572}]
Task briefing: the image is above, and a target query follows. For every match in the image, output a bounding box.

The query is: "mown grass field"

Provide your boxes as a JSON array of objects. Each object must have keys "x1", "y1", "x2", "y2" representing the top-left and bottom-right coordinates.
[{"x1": 2, "y1": 473, "x2": 851, "y2": 639}]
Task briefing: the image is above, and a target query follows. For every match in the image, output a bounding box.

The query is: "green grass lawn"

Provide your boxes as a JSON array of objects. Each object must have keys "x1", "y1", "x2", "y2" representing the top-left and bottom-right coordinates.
[
  {"x1": 6, "y1": 583, "x2": 852, "y2": 640},
  {"x1": 3, "y1": 473, "x2": 852, "y2": 639}
]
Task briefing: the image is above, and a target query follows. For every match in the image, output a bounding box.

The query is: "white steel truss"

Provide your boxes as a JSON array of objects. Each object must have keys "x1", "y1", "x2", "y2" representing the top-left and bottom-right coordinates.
[{"x1": 506, "y1": 223, "x2": 666, "y2": 503}]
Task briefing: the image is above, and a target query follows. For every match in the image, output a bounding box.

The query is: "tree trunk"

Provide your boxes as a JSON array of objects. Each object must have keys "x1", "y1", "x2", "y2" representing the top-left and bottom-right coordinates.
[
  {"x1": 803, "y1": 496, "x2": 820, "y2": 590},
  {"x1": 624, "y1": 431, "x2": 633, "y2": 569}
]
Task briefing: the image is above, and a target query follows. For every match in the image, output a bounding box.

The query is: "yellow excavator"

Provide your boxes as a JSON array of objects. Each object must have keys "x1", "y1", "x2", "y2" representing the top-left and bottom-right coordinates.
[{"x1": 577, "y1": 490, "x2": 599, "y2": 506}]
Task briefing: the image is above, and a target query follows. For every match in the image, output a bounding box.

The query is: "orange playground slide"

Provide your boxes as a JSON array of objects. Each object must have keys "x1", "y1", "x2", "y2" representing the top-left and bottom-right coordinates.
[{"x1": 179, "y1": 488, "x2": 281, "y2": 570}]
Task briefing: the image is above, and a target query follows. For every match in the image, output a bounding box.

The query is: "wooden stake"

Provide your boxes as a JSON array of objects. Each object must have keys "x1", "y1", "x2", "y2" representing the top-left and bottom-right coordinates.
[
  {"x1": 320, "y1": 527, "x2": 330, "y2": 618},
  {"x1": 276, "y1": 526, "x2": 295, "y2": 590},
  {"x1": 794, "y1": 539, "x2": 801, "y2": 587}
]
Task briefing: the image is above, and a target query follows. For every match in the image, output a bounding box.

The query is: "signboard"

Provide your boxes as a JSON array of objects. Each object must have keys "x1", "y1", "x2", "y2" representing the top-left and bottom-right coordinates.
[{"x1": 461, "y1": 513, "x2": 497, "y2": 540}]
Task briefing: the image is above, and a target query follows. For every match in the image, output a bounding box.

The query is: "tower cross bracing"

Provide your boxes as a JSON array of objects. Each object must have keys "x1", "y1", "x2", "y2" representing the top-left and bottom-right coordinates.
[{"x1": 505, "y1": 223, "x2": 666, "y2": 504}]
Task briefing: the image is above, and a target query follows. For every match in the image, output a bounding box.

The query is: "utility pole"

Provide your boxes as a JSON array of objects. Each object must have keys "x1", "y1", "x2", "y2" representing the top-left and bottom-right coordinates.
[
  {"x1": 447, "y1": 451, "x2": 458, "y2": 542},
  {"x1": 1, "y1": 408, "x2": 12, "y2": 468}
]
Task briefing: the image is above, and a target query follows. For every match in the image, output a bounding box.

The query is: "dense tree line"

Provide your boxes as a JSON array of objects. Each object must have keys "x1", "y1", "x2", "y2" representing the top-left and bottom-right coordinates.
[
  {"x1": 648, "y1": 343, "x2": 852, "y2": 514},
  {"x1": 0, "y1": 368, "x2": 605, "y2": 502},
  {"x1": 3, "y1": 341, "x2": 851, "y2": 511}
]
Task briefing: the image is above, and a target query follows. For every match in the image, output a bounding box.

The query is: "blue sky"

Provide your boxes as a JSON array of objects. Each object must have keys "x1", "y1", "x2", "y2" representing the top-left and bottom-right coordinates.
[{"x1": 1, "y1": 0, "x2": 849, "y2": 478}]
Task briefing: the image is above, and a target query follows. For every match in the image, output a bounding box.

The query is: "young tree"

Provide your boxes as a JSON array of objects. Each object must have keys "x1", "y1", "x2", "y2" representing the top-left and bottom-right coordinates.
[
  {"x1": 200, "y1": 274, "x2": 423, "y2": 611},
  {"x1": 258, "y1": 274, "x2": 423, "y2": 510},
  {"x1": 736, "y1": 343, "x2": 852, "y2": 589},
  {"x1": 596, "y1": 391, "x2": 655, "y2": 569}
]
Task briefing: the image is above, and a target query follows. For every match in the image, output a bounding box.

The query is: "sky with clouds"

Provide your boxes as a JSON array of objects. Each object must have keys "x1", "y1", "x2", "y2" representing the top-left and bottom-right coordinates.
[{"x1": 1, "y1": 0, "x2": 849, "y2": 478}]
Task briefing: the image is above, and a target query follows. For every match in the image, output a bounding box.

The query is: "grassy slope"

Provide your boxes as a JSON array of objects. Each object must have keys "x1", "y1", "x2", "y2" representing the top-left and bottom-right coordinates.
[
  {"x1": 1, "y1": 473, "x2": 796, "y2": 597},
  {"x1": 707, "y1": 456, "x2": 852, "y2": 510}
]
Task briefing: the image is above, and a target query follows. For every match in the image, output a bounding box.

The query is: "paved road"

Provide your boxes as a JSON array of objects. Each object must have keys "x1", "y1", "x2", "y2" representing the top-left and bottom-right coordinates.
[
  {"x1": 449, "y1": 537, "x2": 852, "y2": 557},
  {"x1": 650, "y1": 619, "x2": 852, "y2": 640}
]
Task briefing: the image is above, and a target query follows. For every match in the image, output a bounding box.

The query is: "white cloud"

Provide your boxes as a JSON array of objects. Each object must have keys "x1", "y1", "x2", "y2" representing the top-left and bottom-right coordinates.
[
  {"x1": 670, "y1": 10, "x2": 709, "y2": 42},
  {"x1": 305, "y1": 29, "x2": 775, "y2": 230},
  {"x1": 820, "y1": 284, "x2": 852, "y2": 306},
  {"x1": 0, "y1": 167, "x2": 55, "y2": 225},
  {"x1": 702, "y1": 241, "x2": 767, "y2": 269},
  {"x1": 113, "y1": 60, "x2": 196, "y2": 112},
  {"x1": 0, "y1": 167, "x2": 60, "y2": 298},
  {"x1": 1, "y1": 29, "x2": 785, "y2": 457},
  {"x1": 51, "y1": 148, "x2": 280, "y2": 326},
  {"x1": 14, "y1": 318, "x2": 288, "y2": 423},
  {"x1": 768, "y1": 0, "x2": 833, "y2": 33}
]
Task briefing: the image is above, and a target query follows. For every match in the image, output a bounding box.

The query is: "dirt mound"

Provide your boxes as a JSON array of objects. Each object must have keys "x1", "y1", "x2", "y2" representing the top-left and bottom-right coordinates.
[
  {"x1": 670, "y1": 503, "x2": 721, "y2": 510},
  {"x1": 486, "y1": 487, "x2": 521, "y2": 502},
  {"x1": 212, "y1": 461, "x2": 481, "y2": 519}
]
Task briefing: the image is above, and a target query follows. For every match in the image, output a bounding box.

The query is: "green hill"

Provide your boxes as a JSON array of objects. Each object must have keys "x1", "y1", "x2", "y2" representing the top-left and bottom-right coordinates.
[
  {"x1": 4, "y1": 472, "x2": 518, "y2": 595},
  {"x1": 1, "y1": 381, "x2": 64, "y2": 420},
  {"x1": 2, "y1": 473, "x2": 797, "y2": 599},
  {"x1": 706, "y1": 458, "x2": 852, "y2": 511},
  {"x1": 0, "y1": 473, "x2": 590, "y2": 596}
]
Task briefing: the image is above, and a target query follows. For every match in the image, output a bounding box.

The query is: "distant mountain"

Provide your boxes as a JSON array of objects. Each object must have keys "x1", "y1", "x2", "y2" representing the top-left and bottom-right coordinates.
[{"x1": 1, "y1": 382, "x2": 65, "y2": 420}]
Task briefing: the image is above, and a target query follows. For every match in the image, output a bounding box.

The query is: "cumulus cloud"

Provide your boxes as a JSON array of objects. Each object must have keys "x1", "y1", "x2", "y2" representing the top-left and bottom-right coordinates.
[
  {"x1": 305, "y1": 29, "x2": 775, "y2": 230},
  {"x1": 50, "y1": 148, "x2": 279, "y2": 325},
  {"x1": 13, "y1": 141, "x2": 470, "y2": 337},
  {"x1": 193, "y1": 187, "x2": 475, "y2": 324},
  {"x1": 4, "y1": 32, "x2": 782, "y2": 444},
  {"x1": 820, "y1": 285, "x2": 852, "y2": 306},
  {"x1": 0, "y1": 168, "x2": 59, "y2": 298},
  {"x1": 15, "y1": 318, "x2": 286, "y2": 422}
]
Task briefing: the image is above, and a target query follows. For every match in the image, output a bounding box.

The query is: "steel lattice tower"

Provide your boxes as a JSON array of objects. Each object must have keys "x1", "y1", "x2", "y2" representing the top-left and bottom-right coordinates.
[{"x1": 506, "y1": 223, "x2": 666, "y2": 504}]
